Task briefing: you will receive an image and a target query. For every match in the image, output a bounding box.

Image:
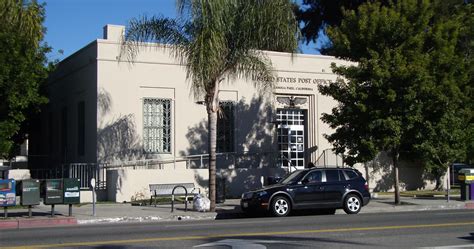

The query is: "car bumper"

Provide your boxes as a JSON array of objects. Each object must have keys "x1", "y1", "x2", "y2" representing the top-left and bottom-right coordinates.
[
  {"x1": 240, "y1": 198, "x2": 269, "y2": 212},
  {"x1": 363, "y1": 196, "x2": 370, "y2": 206}
]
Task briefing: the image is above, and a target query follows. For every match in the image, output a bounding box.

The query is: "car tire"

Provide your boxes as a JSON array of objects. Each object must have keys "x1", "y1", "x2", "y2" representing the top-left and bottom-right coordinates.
[
  {"x1": 271, "y1": 196, "x2": 291, "y2": 217},
  {"x1": 343, "y1": 194, "x2": 362, "y2": 214}
]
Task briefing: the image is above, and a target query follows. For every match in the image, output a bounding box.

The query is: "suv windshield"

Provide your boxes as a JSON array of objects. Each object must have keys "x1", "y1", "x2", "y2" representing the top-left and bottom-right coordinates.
[{"x1": 280, "y1": 171, "x2": 305, "y2": 184}]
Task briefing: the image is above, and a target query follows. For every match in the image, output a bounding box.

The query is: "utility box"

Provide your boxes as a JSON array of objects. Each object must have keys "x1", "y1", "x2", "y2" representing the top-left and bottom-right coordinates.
[
  {"x1": 43, "y1": 179, "x2": 64, "y2": 205},
  {"x1": 459, "y1": 169, "x2": 474, "y2": 201},
  {"x1": 63, "y1": 178, "x2": 81, "y2": 204},
  {"x1": 0, "y1": 179, "x2": 16, "y2": 207},
  {"x1": 19, "y1": 179, "x2": 40, "y2": 206}
]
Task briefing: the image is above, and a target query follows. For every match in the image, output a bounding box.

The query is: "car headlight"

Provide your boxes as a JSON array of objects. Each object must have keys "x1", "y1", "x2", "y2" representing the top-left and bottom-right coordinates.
[
  {"x1": 242, "y1": 192, "x2": 253, "y2": 199},
  {"x1": 255, "y1": 191, "x2": 267, "y2": 198}
]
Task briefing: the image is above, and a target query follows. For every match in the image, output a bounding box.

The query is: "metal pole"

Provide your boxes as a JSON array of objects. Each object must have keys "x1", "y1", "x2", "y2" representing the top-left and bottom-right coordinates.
[
  {"x1": 51, "y1": 204, "x2": 55, "y2": 217},
  {"x1": 68, "y1": 204, "x2": 73, "y2": 216},
  {"x1": 28, "y1": 205, "x2": 32, "y2": 218},
  {"x1": 92, "y1": 188, "x2": 96, "y2": 217},
  {"x1": 447, "y1": 168, "x2": 450, "y2": 202},
  {"x1": 171, "y1": 194, "x2": 175, "y2": 212},
  {"x1": 4, "y1": 207, "x2": 7, "y2": 219}
]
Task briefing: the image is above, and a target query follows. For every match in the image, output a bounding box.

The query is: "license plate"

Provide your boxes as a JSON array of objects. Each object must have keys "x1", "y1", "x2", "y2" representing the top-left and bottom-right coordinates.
[{"x1": 243, "y1": 202, "x2": 248, "y2": 208}]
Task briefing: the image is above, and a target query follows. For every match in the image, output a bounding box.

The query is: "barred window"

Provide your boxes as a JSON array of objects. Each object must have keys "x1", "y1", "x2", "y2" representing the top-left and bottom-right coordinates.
[
  {"x1": 217, "y1": 101, "x2": 235, "y2": 153},
  {"x1": 143, "y1": 98, "x2": 171, "y2": 153}
]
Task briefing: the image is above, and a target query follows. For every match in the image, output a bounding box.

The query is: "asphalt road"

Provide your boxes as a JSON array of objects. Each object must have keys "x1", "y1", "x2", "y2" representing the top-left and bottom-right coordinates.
[{"x1": 1, "y1": 209, "x2": 474, "y2": 248}]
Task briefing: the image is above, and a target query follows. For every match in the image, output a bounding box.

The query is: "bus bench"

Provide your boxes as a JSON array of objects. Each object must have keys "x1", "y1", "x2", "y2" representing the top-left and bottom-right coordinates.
[{"x1": 149, "y1": 183, "x2": 200, "y2": 207}]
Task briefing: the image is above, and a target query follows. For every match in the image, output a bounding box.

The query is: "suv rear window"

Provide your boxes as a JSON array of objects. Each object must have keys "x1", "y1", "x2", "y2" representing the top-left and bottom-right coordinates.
[
  {"x1": 344, "y1": 170, "x2": 358, "y2": 180},
  {"x1": 325, "y1": 170, "x2": 340, "y2": 182}
]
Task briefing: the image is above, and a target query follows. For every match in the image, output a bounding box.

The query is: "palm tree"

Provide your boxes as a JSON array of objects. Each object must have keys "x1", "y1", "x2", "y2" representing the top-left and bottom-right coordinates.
[{"x1": 121, "y1": 0, "x2": 299, "y2": 211}]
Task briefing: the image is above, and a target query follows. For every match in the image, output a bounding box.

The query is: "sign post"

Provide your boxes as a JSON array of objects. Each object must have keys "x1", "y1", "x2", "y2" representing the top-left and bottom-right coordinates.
[{"x1": 90, "y1": 178, "x2": 96, "y2": 217}]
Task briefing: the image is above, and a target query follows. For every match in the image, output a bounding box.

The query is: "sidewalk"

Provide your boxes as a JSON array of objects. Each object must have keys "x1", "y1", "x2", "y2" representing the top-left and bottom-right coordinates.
[{"x1": 1, "y1": 195, "x2": 473, "y2": 229}]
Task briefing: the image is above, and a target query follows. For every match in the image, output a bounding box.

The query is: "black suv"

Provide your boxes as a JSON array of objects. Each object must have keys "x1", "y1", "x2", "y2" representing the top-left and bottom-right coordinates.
[{"x1": 241, "y1": 168, "x2": 370, "y2": 217}]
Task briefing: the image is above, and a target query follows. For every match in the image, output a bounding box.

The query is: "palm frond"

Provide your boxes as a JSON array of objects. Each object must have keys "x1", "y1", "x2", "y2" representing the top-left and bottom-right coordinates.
[{"x1": 120, "y1": 15, "x2": 190, "y2": 64}]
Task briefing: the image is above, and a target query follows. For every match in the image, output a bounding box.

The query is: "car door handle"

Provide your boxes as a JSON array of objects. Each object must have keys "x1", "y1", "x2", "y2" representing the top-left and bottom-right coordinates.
[{"x1": 319, "y1": 186, "x2": 325, "y2": 190}]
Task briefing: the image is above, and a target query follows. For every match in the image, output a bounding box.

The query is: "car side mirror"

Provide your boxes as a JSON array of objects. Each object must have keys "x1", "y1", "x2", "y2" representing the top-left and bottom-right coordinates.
[{"x1": 301, "y1": 178, "x2": 309, "y2": 185}]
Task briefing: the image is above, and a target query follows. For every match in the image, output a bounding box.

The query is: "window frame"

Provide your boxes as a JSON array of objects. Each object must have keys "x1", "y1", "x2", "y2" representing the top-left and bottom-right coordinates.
[{"x1": 142, "y1": 98, "x2": 172, "y2": 154}]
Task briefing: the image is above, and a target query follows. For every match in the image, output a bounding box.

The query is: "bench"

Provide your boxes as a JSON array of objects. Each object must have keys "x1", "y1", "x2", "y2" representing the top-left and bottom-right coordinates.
[{"x1": 149, "y1": 183, "x2": 200, "y2": 208}]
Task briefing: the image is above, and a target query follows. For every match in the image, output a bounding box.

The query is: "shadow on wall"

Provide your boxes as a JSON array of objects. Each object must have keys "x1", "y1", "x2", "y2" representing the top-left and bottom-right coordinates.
[
  {"x1": 370, "y1": 152, "x2": 427, "y2": 191},
  {"x1": 181, "y1": 95, "x2": 282, "y2": 197},
  {"x1": 97, "y1": 89, "x2": 144, "y2": 163}
]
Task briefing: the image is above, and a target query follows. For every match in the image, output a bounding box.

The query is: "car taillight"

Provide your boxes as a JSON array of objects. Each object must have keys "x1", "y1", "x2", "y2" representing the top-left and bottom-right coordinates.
[{"x1": 364, "y1": 184, "x2": 369, "y2": 191}]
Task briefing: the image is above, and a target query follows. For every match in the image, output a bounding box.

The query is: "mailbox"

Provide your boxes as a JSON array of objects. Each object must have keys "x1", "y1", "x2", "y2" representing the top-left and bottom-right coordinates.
[
  {"x1": 459, "y1": 169, "x2": 474, "y2": 201},
  {"x1": 19, "y1": 179, "x2": 40, "y2": 206},
  {"x1": 63, "y1": 178, "x2": 81, "y2": 204},
  {"x1": 43, "y1": 179, "x2": 63, "y2": 205},
  {"x1": 0, "y1": 179, "x2": 16, "y2": 207}
]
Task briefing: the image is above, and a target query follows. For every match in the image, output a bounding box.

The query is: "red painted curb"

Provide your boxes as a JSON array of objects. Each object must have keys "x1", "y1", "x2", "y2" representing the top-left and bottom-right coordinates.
[
  {"x1": 18, "y1": 217, "x2": 77, "y2": 228},
  {"x1": 466, "y1": 203, "x2": 474, "y2": 209},
  {"x1": 0, "y1": 217, "x2": 77, "y2": 230},
  {"x1": 0, "y1": 220, "x2": 18, "y2": 229}
]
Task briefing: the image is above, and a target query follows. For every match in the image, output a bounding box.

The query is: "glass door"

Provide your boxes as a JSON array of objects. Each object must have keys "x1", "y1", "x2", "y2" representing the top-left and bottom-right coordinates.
[{"x1": 276, "y1": 109, "x2": 306, "y2": 171}]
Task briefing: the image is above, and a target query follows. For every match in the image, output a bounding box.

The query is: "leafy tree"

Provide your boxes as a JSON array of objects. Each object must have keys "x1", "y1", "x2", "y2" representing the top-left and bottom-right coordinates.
[
  {"x1": 414, "y1": 1, "x2": 472, "y2": 190},
  {"x1": 296, "y1": 0, "x2": 391, "y2": 44},
  {"x1": 319, "y1": 0, "x2": 470, "y2": 203},
  {"x1": 121, "y1": 0, "x2": 299, "y2": 211},
  {"x1": 0, "y1": 0, "x2": 50, "y2": 159}
]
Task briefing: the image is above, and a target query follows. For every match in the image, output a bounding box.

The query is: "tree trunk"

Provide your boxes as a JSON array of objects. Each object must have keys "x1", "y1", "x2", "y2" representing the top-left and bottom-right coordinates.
[
  {"x1": 206, "y1": 81, "x2": 220, "y2": 212},
  {"x1": 392, "y1": 151, "x2": 401, "y2": 205},
  {"x1": 208, "y1": 110, "x2": 217, "y2": 212}
]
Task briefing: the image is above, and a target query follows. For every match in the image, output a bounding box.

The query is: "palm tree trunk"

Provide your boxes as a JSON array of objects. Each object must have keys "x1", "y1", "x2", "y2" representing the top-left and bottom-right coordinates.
[
  {"x1": 208, "y1": 109, "x2": 217, "y2": 212},
  {"x1": 206, "y1": 81, "x2": 220, "y2": 212}
]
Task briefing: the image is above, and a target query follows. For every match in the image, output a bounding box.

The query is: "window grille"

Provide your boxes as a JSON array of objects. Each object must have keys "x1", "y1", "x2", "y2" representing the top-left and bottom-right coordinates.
[
  {"x1": 143, "y1": 98, "x2": 171, "y2": 153},
  {"x1": 217, "y1": 101, "x2": 235, "y2": 153}
]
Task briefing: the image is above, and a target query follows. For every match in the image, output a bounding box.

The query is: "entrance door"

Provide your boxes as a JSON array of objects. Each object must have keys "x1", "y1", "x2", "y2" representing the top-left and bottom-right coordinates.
[{"x1": 277, "y1": 109, "x2": 306, "y2": 171}]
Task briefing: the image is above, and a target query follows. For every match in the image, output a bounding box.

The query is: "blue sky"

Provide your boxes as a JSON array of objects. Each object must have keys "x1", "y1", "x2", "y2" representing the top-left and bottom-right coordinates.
[{"x1": 40, "y1": 0, "x2": 320, "y2": 61}]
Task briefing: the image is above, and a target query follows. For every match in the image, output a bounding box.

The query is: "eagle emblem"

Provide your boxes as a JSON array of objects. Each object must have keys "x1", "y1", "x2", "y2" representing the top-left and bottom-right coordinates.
[{"x1": 276, "y1": 96, "x2": 307, "y2": 108}]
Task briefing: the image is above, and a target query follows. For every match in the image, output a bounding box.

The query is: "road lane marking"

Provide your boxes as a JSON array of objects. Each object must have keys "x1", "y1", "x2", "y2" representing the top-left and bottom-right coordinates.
[
  {"x1": 165, "y1": 220, "x2": 282, "y2": 228},
  {"x1": 4, "y1": 221, "x2": 474, "y2": 249}
]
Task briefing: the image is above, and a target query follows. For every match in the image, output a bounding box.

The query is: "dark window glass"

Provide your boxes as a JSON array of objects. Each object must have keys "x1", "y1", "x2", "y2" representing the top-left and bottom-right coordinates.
[
  {"x1": 344, "y1": 170, "x2": 358, "y2": 180},
  {"x1": 217, "y1": 101, "x2": 234, "y2": 152},
  {"x1": 325, "y1": 170, "x2": 340, "y2": 182},
  {"x1": 305, "y1": 170, "x2": 322, "y2": 183}
]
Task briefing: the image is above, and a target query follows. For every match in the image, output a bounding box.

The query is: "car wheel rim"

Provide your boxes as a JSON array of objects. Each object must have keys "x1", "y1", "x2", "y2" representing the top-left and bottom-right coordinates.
[
  {"x1": 275, "y1": 199, "x2": 288, "y2": 215},
  {"x1": 347, "y1": 197, "x2": 360, "y2": 212}
]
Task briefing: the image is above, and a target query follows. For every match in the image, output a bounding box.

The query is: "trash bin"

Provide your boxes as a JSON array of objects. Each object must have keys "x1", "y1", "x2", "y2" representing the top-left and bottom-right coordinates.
[
  {"x1": 216, "y1": 177, "x2": 226, "y2": 203},
  {"x1": 458, "y1": 169, "x2": 474, "y2": 201}
]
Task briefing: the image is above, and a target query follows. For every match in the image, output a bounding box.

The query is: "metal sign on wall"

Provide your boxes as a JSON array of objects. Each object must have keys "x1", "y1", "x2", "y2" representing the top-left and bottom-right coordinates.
[
  {"x1": 44, "y1": 179, "x2": 63, "y2": 205},
  {"x1": 20, "y1": 179, "x2": 40, "y2": 206},
  {"x1": 0, "y1": 179, "x2": 16, "y2": 207},
  {"x1": 63, "y1": 178, "x2": 80, "y2": 204}
]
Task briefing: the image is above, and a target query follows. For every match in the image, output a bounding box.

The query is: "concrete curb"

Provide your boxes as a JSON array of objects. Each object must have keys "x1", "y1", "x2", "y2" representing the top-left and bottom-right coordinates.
[{"x1": 0, "y1": 216, "x2": 77, "y2": 230}]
